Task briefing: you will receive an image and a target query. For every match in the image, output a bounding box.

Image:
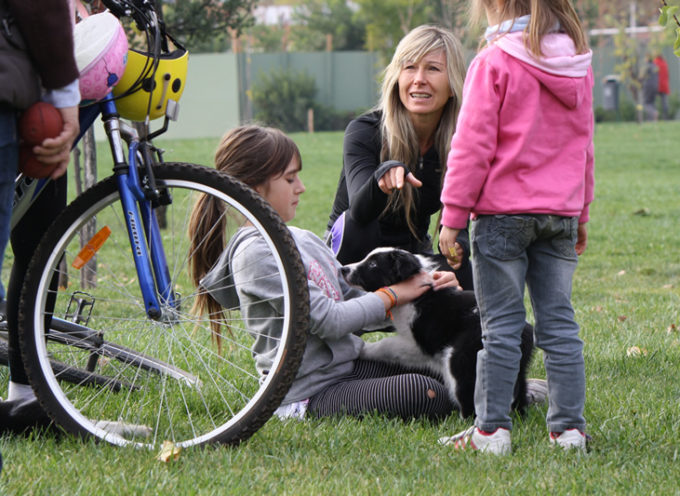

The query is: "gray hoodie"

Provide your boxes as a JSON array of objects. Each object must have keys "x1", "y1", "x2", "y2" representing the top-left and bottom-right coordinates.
[{"x1": 201, "y1": 225, "x2": 388, "y2": 404}]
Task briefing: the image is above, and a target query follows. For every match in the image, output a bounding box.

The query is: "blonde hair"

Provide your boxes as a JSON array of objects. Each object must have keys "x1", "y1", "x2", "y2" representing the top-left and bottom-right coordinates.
[
  {"x1": 376, "y1": 24, "x2": 466, "y2": 240},
  {"x1": 188, "y1": 125, "x2": 301, "y2": 351},
  {"x1": 471, "y1": 0, "x2": 589, "y2": 56}
]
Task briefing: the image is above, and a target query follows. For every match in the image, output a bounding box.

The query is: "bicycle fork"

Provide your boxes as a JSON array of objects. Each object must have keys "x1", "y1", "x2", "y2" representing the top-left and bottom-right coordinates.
[{"x1": 101, "y1": 98, "x2": 176, "y2": 321}]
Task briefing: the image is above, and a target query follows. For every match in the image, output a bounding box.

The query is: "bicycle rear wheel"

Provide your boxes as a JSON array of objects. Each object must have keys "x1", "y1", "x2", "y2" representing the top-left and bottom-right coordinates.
[{"x1": 18, "y1": 163, "x2": 309, "y2": 448}]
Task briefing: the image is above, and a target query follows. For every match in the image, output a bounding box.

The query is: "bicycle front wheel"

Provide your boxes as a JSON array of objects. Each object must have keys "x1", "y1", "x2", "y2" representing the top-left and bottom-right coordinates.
[{"x1": 18, "y1": 163, "x2": 309, "y2": 448}]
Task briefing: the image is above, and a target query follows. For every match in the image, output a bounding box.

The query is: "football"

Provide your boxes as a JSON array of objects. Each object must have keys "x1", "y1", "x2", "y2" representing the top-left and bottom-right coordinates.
[
  {"x1": 18, "y1": 102, "x2": 64, "y2": 178},
  {"x1": 19, "y1": 145, "x2": 56, "y2": 179},
  {"x1": 19, "y1": 101, "x2": 63, "y2": 146}
]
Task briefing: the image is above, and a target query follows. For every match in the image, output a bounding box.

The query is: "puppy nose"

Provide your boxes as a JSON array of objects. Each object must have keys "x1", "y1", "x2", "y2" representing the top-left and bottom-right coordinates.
[{"x1": 340, "y1": 266, "x2": 350, "y2": 278}]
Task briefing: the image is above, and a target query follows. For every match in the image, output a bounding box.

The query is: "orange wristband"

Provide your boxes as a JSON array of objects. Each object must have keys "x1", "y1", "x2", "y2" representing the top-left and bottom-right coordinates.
[{"x1": 376, "y1": 286, "x2": 398, "y2": 318}]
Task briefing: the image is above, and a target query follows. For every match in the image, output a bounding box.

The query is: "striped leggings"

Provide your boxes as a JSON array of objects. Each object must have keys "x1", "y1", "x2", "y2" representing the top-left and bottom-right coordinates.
[{"x1": 307, "y1": 359, "x2": 454, "y2": 421}]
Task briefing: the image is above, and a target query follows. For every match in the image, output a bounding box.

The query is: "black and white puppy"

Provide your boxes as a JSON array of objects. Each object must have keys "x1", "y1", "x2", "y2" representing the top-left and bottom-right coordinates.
[{"x1": 341, "y1": 247, "x2": 534, "y2": 418}]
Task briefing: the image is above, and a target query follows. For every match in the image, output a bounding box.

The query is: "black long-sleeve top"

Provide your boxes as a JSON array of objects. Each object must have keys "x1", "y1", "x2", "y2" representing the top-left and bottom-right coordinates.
[{"x1": 328, "y1": 110, "x2": 469, "y2": 255}]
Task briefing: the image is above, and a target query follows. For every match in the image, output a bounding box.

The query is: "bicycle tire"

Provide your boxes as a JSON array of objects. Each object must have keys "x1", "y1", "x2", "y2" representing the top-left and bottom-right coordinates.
[{"x1": 18, "y1": 163, "x2": 309, "y2": 448}]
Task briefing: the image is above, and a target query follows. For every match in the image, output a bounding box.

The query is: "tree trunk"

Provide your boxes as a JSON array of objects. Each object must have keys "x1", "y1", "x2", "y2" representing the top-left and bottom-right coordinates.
[{"x1": 80, "y1": 127, "x2": 98, "y2": 289}]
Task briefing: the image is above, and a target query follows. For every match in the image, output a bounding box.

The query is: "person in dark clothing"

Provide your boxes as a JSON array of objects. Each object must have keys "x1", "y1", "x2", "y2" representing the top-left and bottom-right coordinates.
[
  {"x1": 0, "y1": 0, "x2": 80, "y2": 433},
  {"x1": 325, "y1": 25, "x2": 473, "y2": 289}
]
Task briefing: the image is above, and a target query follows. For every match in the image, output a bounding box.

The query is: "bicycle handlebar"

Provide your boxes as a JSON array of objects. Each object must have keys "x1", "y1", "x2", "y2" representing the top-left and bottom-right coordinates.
[
  {"x1": 97, "y1": 0, "x2": 130, "y2": 19},
  {"x1": 89, "y1": 0, "x2": 161, "y2": 33}
]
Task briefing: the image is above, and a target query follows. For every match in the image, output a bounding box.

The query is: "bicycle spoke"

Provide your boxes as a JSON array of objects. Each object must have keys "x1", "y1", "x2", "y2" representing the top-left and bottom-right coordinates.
[{"x1": 19, "y1": 164, "x2": 308, "y2": 447}]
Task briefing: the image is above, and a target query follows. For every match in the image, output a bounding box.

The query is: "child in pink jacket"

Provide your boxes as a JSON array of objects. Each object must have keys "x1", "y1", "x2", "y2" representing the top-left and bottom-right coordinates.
[{"x1": 438, "y1": 0, "x2": 594, "y2": 455}]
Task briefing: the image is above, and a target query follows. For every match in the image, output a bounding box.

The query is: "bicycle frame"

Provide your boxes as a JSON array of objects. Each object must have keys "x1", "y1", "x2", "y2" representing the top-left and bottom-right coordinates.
[
  {"x1": 6, "y1": 0, "x2": 312, "y2": 447},
  {"x1": 12, "y1": 93, "x2": 176, "y2": 320}
]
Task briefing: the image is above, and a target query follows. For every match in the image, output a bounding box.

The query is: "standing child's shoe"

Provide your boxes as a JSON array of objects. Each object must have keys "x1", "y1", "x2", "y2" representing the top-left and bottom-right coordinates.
[
  {"x1": 439, "y1": 426, "x2": 511, "y2": 455},
  {"x1": 549, "y1": 428, "x2": 586, "y2": 452}
]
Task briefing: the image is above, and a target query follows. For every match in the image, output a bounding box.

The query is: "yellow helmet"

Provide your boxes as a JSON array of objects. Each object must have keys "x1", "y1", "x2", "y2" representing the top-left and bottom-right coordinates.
[{"x1": 112, "y1": 47, "x2": 188, "y2": 121}]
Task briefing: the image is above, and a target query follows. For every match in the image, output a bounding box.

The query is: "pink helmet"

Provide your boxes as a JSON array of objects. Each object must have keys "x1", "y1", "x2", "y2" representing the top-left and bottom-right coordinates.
[{"x1": 74, "y1": 11, "x2": 129, "y2": 103}]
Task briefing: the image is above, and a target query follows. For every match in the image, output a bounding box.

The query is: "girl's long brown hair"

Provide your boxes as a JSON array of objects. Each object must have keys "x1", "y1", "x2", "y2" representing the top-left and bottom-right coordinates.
[{"x1": 188, "y1": 125, "x2": 301, "y2": 351}]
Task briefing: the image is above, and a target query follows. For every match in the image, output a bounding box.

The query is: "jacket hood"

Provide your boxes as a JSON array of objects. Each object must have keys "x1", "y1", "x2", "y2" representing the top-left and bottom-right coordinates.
[{"x1": 494, "y1": 31, "x2": 592, "y2": 109}]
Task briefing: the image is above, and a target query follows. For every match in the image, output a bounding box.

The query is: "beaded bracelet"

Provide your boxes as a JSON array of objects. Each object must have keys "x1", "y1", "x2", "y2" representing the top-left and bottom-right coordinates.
[{"x1": 376, "y1": 286, "x2": 398, "y2": 319}]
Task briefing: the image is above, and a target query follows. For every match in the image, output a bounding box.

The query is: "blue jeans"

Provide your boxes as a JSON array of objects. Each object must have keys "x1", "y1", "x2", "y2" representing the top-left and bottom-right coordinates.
[
  {"x1": 0, "y1": 106, "x2": 19, "y2": 301},
  {"x1": 470, "y1": 214, "x2": 586, "y2": 434}
]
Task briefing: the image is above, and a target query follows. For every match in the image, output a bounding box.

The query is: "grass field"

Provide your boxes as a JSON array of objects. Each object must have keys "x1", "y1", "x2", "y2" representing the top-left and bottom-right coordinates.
[{"x1": 2, "y1": 121, "x2": 680, "y2": 495}]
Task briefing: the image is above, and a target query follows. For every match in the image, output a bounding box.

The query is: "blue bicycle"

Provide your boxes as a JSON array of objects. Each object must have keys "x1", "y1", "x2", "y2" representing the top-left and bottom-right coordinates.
[{"x1": 11, "y1": 0, "x2": 309, "y2": 448}]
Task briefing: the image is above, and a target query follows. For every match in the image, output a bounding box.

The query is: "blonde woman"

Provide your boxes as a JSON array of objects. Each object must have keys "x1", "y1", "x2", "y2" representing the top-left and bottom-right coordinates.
[{"x1": 326, "y1": 25, "x2": 472, "y2": 288}]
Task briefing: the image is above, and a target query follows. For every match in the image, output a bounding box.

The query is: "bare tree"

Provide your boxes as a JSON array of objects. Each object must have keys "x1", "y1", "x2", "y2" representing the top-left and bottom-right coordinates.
[{"x1": 160, "y1": 0, "x2": 257, "y2": 49}]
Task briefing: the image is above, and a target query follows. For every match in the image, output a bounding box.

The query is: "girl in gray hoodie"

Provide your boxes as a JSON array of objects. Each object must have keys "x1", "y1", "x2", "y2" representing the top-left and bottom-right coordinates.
[{"x1": 190, "y1": 125, "x2": 461, "y2": 421}]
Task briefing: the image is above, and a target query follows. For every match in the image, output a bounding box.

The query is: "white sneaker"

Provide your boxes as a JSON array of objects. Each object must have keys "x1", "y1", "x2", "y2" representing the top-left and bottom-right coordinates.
[
  {"x1": 439, "y1": 426, "x2": 511, "y2": 455},
  {"x1": 549, "y1": 428, "x2": 586, "y2": 452},
  {"x1": 273, "y1": 399, "x2": 309, "y2": 420}
]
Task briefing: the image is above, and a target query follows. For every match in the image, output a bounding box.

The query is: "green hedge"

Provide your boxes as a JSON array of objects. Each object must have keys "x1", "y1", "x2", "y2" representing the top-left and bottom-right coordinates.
[{"x1": 251, "y1": 67, "x2": 359, "y2": 132}]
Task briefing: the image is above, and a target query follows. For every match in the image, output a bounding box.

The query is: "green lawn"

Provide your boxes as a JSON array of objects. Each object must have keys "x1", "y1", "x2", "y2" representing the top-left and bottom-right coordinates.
[{"x1": 2, "y1": 121, "x2": 680, "y2": 495}]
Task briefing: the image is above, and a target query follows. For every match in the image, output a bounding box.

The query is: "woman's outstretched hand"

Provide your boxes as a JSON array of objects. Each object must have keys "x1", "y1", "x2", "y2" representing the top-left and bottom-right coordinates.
[{"x1": 377, "y1": 166, "x2": 423, "y2": 194}]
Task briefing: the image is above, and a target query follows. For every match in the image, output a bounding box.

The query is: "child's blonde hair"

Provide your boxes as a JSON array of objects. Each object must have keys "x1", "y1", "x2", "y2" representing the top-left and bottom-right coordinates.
[
  {"x1": 188, "y1": 125, "x2": 301, "y2": 351},
  {"x1": 471, "y1": 0, "x2": 589, "y2": 56}
]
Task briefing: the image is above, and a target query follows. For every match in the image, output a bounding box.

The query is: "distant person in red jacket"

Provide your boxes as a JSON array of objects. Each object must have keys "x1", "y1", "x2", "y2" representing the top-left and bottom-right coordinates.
[{"x1": 654, "y1": 54, "x2": 670, "y2": 120}]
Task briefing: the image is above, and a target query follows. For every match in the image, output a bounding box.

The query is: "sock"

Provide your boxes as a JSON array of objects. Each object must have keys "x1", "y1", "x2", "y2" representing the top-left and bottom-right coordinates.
[{"x1": 7, "y1": 381, "x2": 37, "y2": 404}]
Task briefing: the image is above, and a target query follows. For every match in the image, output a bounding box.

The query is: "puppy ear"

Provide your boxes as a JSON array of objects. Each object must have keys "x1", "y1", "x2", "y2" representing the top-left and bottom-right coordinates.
[{"x1": 392, "y1": 251, "x2": 421, "y2": 279}]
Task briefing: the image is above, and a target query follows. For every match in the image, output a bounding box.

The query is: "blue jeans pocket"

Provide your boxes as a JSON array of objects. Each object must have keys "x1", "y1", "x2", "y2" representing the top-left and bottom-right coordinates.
[
  {"x1": 550, "y1": 217, "x2": 578, "y2": 259},
  {"x1": 476, "y1": 215, "x2": 533, "y2": 260}
]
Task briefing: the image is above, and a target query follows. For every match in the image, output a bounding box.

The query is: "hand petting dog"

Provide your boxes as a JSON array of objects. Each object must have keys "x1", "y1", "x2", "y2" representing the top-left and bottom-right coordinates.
[{"x1": 430, "y1": 270, "x2": 461, "y2": 291}]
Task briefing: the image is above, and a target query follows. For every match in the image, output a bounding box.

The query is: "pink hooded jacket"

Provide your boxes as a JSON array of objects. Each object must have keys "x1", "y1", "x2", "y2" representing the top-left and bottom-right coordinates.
[{"x1": 440, "y1": 31, "x2": 595, "y2": 229}]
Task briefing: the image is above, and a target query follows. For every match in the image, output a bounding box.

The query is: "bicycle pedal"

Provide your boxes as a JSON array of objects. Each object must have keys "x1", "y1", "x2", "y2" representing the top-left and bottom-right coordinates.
[{"x1": 65, "y1": 291, "x2": 95, "y2": 326}]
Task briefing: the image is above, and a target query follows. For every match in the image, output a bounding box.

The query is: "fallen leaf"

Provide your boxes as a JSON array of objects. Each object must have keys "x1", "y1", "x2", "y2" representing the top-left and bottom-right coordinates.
[
  {"x1": 618, "y1": 315, "x2": 627, "y2": 322},
  {"x1": 626, "y1": 346, "x2": 648, "y2": 357},
  {"x1": 156, "y1": 440, "x2": 181, "y2": 463},
  {"x1": 617, "y1": 270, "x2": 626, "y2": 276},
  {"x1": 667, "y1": 324, "x2": 677, "y2": 334}
]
